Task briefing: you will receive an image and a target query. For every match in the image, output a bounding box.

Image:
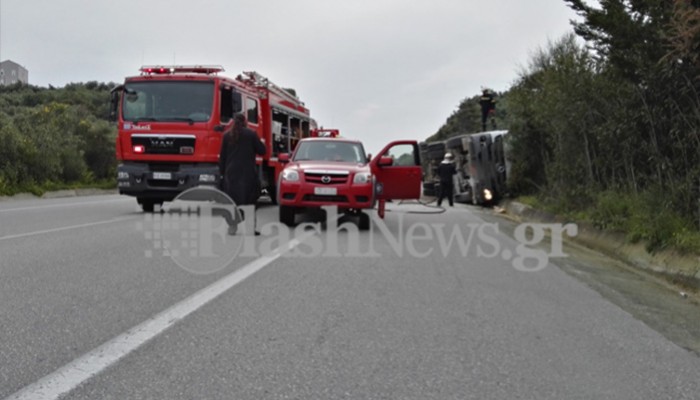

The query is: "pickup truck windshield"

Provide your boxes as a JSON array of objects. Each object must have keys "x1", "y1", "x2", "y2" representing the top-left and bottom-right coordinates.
[
  {"x1": 122, "y1": 81, "x2": 214, "y2": 123},
  {"x1": 294, "y1": 141, "x2": 367, "y2": 163}
]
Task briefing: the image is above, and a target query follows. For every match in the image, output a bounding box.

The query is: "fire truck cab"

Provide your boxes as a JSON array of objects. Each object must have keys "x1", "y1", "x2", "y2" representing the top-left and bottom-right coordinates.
[
  {"x1": 277, "y1": 135, "x2": 422, "y2": 229},
  {"x1": 111, "y1": 66, "x2": 314, "y2": 211}
]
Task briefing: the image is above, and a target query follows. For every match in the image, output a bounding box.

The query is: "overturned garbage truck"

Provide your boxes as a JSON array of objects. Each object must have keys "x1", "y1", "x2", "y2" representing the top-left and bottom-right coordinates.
[{"x1": 444, "y1": 130, "x2": 510, "y2": 206}]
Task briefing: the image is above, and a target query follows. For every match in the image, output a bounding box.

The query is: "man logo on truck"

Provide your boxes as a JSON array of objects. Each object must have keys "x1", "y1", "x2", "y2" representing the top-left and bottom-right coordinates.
[{"x1": 149, "y1": 138, "x2": 174, "y2": 148}]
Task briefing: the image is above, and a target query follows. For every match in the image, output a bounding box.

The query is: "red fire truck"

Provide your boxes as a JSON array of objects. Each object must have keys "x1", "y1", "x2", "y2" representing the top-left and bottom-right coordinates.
[{"x1": 110, "y1": 66, "x2": 315, "y2": 211}]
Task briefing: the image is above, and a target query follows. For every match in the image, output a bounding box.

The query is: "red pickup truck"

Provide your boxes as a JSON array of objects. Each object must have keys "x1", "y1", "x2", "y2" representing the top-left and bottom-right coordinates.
[{"x1": 277, "y1": 136, "x2": 422, "y2": 229}]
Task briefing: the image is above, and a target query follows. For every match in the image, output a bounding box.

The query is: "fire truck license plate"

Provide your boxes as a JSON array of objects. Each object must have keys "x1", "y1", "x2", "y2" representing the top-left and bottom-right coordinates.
[
  {"x1": 153, "y1": 172, "x2": 172, "y2": 180},
  {"x1": 314, "y1": 187, "x2": 337, "y2": 196}
]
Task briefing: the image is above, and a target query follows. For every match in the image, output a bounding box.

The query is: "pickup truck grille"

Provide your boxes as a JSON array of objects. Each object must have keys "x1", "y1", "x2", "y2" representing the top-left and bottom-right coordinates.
[
  {"x1": 304, "y1": 173, "x2": 348, "y2": 184},
  {"x1": 132, "y1": 134, "x2": 196, "y2": 155}
]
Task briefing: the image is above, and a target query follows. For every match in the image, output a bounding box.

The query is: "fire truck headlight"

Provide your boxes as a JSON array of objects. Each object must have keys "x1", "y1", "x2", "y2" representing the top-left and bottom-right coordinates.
[
  {"x1": 198, "y1": 174, "x2": 217, "y2": 183},
  {"x1": 282, "y1": 169, "x2": 300, "y2": 182},
  {"x1": 118, "y1": 171, "x2": 129, "y2": 180},
  {"x1": 483, "y1": 189, "x2": 493, "y2": 201},
  {"x1": 353, "y1": 172, "x2": 372, "y2": 184}
]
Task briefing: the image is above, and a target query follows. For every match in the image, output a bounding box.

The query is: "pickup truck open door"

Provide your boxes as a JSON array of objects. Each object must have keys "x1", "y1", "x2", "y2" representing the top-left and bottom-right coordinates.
[{"x1": 370, "y1": 140, "x2": 422, "y2": 217}]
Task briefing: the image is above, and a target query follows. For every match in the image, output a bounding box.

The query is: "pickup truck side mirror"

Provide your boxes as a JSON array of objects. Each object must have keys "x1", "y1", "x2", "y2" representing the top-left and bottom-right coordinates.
[
  {"x1": 279, "y1": 153, "x2": 290, "y2": 163},
  {"x1": 366, "y1": 153, "x2": 372, "y2": 163},
  {"x1": 377, "y1": 156, "x2": 393, "y2": 167}
]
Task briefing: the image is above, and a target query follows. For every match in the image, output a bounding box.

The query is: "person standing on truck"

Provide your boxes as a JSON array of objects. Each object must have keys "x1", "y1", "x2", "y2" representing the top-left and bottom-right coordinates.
[
  {"x1": 437, "y1": 152, "x2": 456, "y2": 207},
  {"x1": 219, "y1": 113, "x2": 266, "y2": 235},
  {"x1": 479, "y1": 88, "x2": 497, "y2": 131}
]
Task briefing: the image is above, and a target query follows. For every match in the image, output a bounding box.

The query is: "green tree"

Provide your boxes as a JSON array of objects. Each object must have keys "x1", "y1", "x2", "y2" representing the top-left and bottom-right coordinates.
[
  {"x1": 565, "y1": 0, "x2": 673, "y2": 83},
  {"x1": 507, "y1": 34, "x2": 607, "y2": 204},
  {"x1": 0, "y1": 82, "x2": 117, "y2": 194}
]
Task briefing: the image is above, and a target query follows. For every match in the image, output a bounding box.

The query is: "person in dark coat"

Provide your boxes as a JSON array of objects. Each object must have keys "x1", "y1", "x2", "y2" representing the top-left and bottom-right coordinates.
[
  {"x1": 437, "y1": 152, "x2": 456, "y2": 207},
  {"x1": 219, "y1": 113, "x2": 266, "y2": 233},
  {"x1": 479, "y1": 88, "x2": 497, "y2": 131}
]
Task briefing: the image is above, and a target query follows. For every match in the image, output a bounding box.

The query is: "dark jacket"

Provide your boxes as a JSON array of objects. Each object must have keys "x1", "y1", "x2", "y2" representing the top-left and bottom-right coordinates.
[
  {"x1": 480, "y1": 93, "x2": 496, "y2": 114},
  {"x1": 219, "y1": 128, "x2": 266, "y2": 205},
  {"x1": 437, "y1": 161, "x2": 456, "y2": 184}
]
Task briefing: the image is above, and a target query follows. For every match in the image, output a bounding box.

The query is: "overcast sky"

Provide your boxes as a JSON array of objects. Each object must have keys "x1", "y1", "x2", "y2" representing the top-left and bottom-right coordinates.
[{"x1": 0, "y1": 0, "x2": 578, "y2": 154}]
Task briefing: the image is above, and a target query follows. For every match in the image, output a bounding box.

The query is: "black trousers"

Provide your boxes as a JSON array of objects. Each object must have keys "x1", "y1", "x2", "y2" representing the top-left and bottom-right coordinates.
[{"x1": 438, "y1": 182, "x2": 454, "y2": 206}]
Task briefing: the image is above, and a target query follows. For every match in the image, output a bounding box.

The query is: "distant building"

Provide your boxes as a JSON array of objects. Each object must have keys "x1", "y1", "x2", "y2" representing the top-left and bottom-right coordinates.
[{"x1": 0, "y1": 60, "x2": 29, "y2": 86}]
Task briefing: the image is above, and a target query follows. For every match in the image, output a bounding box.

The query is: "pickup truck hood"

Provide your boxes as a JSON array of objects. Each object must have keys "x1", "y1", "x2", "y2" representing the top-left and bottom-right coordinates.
[{"x1": 288, "y1": 161, "x2": 369, "y2": 173}]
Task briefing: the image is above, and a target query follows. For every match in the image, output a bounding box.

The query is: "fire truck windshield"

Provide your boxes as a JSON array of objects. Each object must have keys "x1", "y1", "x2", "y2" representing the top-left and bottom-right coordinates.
[
  {"x1": 294, "y1": 141, "x2": 367, "y2": 163},
  {"x1": 122, "y1": 81, "x2": 214, "y2": 123}
]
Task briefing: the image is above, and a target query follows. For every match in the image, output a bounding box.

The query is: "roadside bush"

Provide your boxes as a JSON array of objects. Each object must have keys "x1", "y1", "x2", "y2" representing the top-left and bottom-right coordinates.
[
  {"x1": 59, "y1": 147, "x2": 88, "y2": 183},
  {"x1": 81, "y1": 120, "x2": 116, "y2": 180},
  {"x1": 0, "y1": 117, "x2": 32, "y2": 190},
  {"x1": 588, "y1": 188, "x2": 700, "y2": 254},
  {"x1": 590, "y1": 190, "x2": 639, "y2": 232}
]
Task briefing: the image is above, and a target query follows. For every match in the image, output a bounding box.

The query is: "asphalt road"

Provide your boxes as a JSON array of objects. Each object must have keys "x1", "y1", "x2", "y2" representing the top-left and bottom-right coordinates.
[{"x1": 1, "y1": 194, "x2": 699, "y2": 399}]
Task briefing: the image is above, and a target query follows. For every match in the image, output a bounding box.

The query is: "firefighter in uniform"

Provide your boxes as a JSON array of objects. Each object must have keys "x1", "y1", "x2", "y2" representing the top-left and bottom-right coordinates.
[{"x1": 437, "y1": 153, "x2": 457, "y2": 207}]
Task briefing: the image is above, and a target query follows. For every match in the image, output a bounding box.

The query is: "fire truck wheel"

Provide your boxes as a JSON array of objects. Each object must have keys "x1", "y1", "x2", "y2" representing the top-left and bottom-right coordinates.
[{"x1": 279, "y1": 205, "x2": 296, "y2": 226}]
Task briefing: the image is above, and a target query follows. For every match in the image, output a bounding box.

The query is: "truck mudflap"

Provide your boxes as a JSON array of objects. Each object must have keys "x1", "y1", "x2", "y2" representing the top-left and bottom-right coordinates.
[{"x1": 117, "y1": 162, "x2": 220, "y2": 200}]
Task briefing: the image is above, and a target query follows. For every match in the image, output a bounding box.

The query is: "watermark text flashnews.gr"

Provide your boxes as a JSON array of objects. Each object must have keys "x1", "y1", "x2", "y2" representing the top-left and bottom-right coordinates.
[{"x1": 139, "y1": 203, "x2": 578, "y2": 275}]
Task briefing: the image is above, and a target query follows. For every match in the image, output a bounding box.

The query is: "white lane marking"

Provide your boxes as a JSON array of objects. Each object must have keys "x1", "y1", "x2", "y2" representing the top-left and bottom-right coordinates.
[
  {"x1": 0, "y1": 217, "x2": 136, "y2": 241},
  {"x1": 0, "y1": 197, "x2": 131, "y2": 213},
  {"x1": 4, "y1": 231, "x2": 315, "y2": 400}
]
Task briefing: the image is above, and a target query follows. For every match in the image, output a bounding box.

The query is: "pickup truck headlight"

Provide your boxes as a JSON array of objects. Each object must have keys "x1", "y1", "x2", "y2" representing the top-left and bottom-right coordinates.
[
  {"x1": 353, "y1": 172, "x2": 372, "y2": 184},
  {"x1": 282, "y1": 169, "x2": 300, "y2": 182}
]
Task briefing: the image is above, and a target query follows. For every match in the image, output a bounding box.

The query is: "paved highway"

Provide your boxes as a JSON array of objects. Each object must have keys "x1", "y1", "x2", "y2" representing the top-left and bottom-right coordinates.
[{"x1": 1, "y1": 194, "x2": 699, "y2": 399}]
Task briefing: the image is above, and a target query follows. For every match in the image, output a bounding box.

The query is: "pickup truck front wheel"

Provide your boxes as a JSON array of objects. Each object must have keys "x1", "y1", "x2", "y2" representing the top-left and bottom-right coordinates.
[
  {"x1": 358, "y1": 212, "x2": 371, "y2": 230},
  {"x1": 137, "y1": 198, "x2": 162, "y2": 213},
  {"x1": 279, "y1": 205, "x2": 297, "y2": 226}
]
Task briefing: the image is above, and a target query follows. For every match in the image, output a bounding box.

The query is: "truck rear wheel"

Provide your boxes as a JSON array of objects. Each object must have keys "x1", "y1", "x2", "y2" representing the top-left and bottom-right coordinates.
[{"x1": 279, "y1": 205, "x2": 296, "y2": 226}]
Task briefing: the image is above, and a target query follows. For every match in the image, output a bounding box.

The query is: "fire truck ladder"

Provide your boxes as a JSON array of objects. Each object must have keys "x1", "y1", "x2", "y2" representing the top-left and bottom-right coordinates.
[{"x1": 240, "y1": 71, "x2": 303, "y2": 105}]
